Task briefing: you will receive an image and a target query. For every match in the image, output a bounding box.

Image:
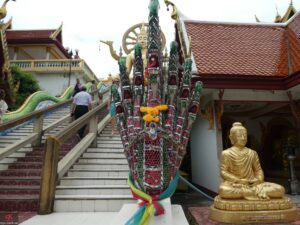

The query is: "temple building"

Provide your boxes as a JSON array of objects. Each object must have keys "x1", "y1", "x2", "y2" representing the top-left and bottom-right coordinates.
[
  {"x1": 168, "y1": 3, "x2": 300, "y2": 194},
  {"x1": 1, "y1": 19, "x2": 98, "y2": 97}
]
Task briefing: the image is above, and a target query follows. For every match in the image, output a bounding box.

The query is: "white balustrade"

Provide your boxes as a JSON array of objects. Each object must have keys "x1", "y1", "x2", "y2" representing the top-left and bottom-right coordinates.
[{"x1": 10, "y1": 59, "x2": 96, "y2": 80}]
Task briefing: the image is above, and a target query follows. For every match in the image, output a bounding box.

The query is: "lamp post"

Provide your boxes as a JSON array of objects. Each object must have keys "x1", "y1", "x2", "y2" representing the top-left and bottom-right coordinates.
[
  {"x1": 284, "y1": 138, "x2": 300, "y2": 195},
  {"x1": 67, "y1": 48, "x2": 73, "y2": 87}
]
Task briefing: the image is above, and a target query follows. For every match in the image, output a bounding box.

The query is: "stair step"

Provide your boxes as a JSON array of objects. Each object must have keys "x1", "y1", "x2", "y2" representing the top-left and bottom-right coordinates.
[
  {"x1": 0, "y1": 177, "x2": 41, "y2": 186},
  {"x1": 97, "y1": 140, "x2": 122, "y2": 144},
  {"x1": 7, "y1": 133, "x2": 29, "y2": 136},
  {"x1": 0, "y1": 139, "x2": 18, "y2": 143},
  {"x1": 0, "y1": 198, "x2": 39, "y2": 211},
  {"x1": 0, "y1": 185, "x2": 40, "y2": 195},
  {"x1": 81, "y1": 153, "x2": 126, "y2": 158},
  {"x1": 73, "y1": 163, "x2": 129, "y2": 170},
  {"x1": 78, "y1": 158, "x2": 127, "y2": 164},
  {"x1": 8, "y1": 163, "x2": 43, "y2": 170},
  {"x1": 56, "y1": 185, "x2": 130, "y2": 195},
  {"x1": 59, "y1": 177, "x2": 127, "y2": 185},
  {"x1": 86, "y1": 148, "x2": 124, "y2": 153},
  {"x1": 54, "y1": 196, "x2": 134, "y2": 212},
  {"x1": 97, "y1": 143, "x2": 124, "y2": 148},
  {"x1": 67, "y1": 169, "x2": 129, "y2": 177},
  {"x1": 0, "y1": 169, "x2": 41, "y2": 177}
]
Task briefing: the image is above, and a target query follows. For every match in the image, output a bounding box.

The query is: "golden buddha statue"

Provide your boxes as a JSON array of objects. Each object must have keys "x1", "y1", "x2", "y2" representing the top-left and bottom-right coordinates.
[
  {"x1": 219, "y1": 122, "x2": 284, "y2": 200},
  {"x1": 125, "y1": 24, "x2": 148, "y2": 77},
  {"x1": 101, "y1": 23, "x2": 165, "y2": 83},
  {"x1": 209, "y1": 122, "x2": 299, "y2": 224}
]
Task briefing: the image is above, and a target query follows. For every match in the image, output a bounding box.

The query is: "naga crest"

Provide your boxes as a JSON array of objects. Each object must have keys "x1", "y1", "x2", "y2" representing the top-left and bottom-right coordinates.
[{"x1": 111, "y1": 0, "x2": 203, "y2": 198}]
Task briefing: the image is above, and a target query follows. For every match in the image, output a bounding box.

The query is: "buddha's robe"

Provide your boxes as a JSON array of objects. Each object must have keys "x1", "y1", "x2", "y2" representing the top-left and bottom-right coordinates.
[{"x1": 219, "y1": 147, "x2": 284, "y2": 200}]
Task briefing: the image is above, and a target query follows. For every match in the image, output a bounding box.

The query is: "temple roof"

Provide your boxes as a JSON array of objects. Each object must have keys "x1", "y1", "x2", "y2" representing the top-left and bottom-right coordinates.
[
  {"x1": 5, "y1": 25, "x2": 69, "y2": 58},
  {"x1": 183, "y1": 12, "x2": 300, "y2": 79}
]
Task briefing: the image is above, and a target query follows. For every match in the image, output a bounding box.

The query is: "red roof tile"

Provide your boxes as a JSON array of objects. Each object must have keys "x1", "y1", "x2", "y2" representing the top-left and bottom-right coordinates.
[
  {"x1": 287, "y1": 14, "x2": 300, "y2": 75},
  {"x1": 6, "y1": 30, "x2": 56, "y2": 41},
  {"x1": 184, "y1": 14, "x2": 300, "y2": 77}
]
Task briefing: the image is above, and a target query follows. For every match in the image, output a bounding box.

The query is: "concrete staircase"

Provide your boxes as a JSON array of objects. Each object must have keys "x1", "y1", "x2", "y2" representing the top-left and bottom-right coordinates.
[
  {"x1": 0, "y1": 105, "x2": 75, "y2": 211},
  {"x1": 54, "y1": 124, "x2": 134, "y2": 212}
]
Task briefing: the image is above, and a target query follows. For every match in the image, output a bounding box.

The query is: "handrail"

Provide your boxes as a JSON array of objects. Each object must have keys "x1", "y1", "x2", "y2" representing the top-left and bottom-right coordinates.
[
  {"x1": 57, "y1": 100, "x2": 107, "y2": 141},
  {"x1": 38, "y1": 98, "x2": 109, "y2": 214},
  {"x1": 0, "y1": 99, "x2": 72, "y2": 132},
  {"x1": 0, "y1": 100, "x2": 72, "y2": 160}
]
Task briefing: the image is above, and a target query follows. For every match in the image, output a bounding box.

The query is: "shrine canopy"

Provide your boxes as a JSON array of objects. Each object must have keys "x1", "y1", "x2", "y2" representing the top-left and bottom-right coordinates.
[{"x1": 177, "y1": 11, "x2": 300, "y2": 90}]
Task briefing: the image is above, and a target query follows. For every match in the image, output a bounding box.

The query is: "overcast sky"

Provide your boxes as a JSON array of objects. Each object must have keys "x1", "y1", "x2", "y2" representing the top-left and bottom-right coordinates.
[{"x1": 6, "y1": 0, "x2": 300, "y2": 79}]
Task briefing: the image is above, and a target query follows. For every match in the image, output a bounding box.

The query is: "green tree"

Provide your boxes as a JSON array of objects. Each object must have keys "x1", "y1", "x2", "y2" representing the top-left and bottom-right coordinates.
[{"x1": 11, "y1": 65, "x2": 41, "y2": 110}]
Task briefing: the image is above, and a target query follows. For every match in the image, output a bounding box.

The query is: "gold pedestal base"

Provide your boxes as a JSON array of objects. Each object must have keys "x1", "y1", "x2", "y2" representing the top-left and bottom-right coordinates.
[
  {"x1": 209, "y1": 206, "x2": 299, "y2": 224},
  {"x1": 209, "y1": 196, "x2": 299, "y2": 224}
]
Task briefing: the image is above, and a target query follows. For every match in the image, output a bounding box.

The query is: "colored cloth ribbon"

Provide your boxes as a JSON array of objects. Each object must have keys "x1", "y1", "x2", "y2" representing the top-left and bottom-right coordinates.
[{"x1": 125, "y1": 172, "x2": 179, "y2": 225}]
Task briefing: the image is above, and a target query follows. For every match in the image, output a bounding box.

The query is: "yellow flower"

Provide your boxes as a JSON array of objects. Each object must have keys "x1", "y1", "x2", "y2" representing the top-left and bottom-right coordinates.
[{"x1": 140, "y1": 105, "x2": 168, "y2": 123}]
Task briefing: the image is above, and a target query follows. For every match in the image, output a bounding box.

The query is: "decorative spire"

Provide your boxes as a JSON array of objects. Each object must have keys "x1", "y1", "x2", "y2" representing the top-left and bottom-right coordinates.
[
  {"x1": 0, "y1": 0, "x2": 15, "y2": 21},
  {"x1": 282, "y1": 0, "x2": 297, "y2": 22},
  {"x1": 139, "y1": 23, "x2": 147, "y2": 38},
  {"x1": 274, "y1": 5, "x2": 282, "y2": 23},
  {"x1": 164, "y1": 0, "x2": 178, "y2": 21}
]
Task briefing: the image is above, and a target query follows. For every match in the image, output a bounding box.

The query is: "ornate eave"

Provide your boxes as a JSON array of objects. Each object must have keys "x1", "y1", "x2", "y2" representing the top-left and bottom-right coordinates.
[
  {"x1": 281, "y1": 1, "x2": 297, "y2": 22},
  {"x1": 50, "y1": 23, "x2": 63, "y2": 42},
  {"x1": 2, "y1": 17, "x2": 12, "y2": 30},
  {"x1": 164, "y1": 0, "x2": 194, "y2": 67}
]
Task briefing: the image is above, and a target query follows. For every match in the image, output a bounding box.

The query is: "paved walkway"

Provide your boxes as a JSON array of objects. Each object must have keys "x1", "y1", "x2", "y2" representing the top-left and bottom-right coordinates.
[
  {"x1": 19, "y1": 191, "x2": 300, "y2": 225},
  {"x1": 20, "y1": 212, "x2": 118, "y2": 225}
]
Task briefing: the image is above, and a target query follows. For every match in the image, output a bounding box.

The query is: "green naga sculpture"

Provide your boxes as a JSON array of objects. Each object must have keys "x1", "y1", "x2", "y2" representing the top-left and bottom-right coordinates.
[{"x1": 111, "y1": 0, "x2": 203, "y2": 224}]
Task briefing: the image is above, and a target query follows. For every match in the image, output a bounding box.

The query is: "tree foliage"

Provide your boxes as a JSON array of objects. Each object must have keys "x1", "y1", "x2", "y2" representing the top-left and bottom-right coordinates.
[{"x1": 11, "y1": 65, "x2": 41, "y2": 110}]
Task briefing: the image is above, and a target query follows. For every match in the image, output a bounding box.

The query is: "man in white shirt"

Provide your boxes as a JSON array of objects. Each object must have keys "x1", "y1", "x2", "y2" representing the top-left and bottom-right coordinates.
[{"x1": 71, "y1": 86, "x2": 92, "y2": 138}]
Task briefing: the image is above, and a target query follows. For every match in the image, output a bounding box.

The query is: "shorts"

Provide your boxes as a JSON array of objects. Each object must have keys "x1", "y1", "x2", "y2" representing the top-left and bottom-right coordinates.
[{"x1": 110, "y1": 103, "x2": 116, "y2": 117}]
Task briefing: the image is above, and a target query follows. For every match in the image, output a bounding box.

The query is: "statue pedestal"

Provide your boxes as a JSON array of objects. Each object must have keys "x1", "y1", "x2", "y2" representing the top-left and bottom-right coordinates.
[
  {"x1": 110, "y1": 198, "x2": 189, "y2": 225},
  {"x1": 209, "y1": 196, "x2": 299, "y2": 224}
]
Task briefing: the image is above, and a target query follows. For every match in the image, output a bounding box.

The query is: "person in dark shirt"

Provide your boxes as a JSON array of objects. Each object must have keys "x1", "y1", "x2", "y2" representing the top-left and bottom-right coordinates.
[
  {"x1": 71, "y1": 86, "x2": 92, "y2": 138},
  {"x1": 72, "y1": 78, "x2": 82, "y2": 97}
]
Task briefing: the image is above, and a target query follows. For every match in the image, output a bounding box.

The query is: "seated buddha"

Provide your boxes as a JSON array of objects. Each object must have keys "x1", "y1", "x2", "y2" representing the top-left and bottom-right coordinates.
[
  {"x1": 219, "y1": 122, "x2": 284, "y2": 200},
  {"x1": 209, "y1": 122, "x2": 298, "y2": 224}
]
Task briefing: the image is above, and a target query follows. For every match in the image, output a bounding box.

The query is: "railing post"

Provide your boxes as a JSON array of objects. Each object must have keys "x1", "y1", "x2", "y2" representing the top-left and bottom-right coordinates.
[
  {"x1": 94, "y1": 91, "x2": 100, "y2": 105},
  {"x1": 38, "y1": 136, "x2": 60, "y2": 214},
  {"x1": 32, "y1": 114, "x2": 43, "y2": 147},
  {"x1": 89, "y1": 114, "x2": 98, "y2": 147}
]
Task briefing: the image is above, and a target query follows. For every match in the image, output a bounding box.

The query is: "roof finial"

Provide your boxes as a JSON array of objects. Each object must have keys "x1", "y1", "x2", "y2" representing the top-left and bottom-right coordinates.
[
  {"x1": 274, "y1": 4, "x2": 282, "y2": 23},
  {"x1": 164, "y1": 0, "x2": 178, "y2": 21},
  {"x1": 254, "y1": 14, "x2": 260, "y2": 22},
  {"x1": 290, "y1": 0, "x2": 293, "y2": 6},
  {"x1": 276, "y1": 5, "x2": 280, "y2": 15},
  {"x1": 0, "y1": 0, "x2": 15, "y2": 21}
]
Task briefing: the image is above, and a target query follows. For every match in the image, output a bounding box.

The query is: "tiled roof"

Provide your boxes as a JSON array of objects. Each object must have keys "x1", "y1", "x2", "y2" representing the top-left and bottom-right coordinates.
[
  {"x1": 6, "y1": 30, "x2": 56, "y2": 41},
  {"x1": 5, "y1": 29, "x2": 69, "y2": 58},
  {"x1": 184, "y1": 12, "x2": 300, "y2": 77},
  {"x1": 287, "y1": 14, "x2": 300, "y2": 75}
]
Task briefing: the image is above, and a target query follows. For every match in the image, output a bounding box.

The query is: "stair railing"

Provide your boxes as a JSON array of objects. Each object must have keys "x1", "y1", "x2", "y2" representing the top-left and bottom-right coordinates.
[
  {"x1": 38, "y1": 98, "x2": 110, "y2": 214},
  {"x1": 0, "y1": 99, "x2": 72, "y2": 160}
]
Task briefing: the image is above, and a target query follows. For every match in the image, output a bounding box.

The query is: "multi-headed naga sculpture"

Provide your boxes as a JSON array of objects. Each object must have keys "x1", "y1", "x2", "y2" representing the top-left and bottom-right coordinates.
[{"x1": 111, "y1": 0, "x2": 203, "y2": 223}]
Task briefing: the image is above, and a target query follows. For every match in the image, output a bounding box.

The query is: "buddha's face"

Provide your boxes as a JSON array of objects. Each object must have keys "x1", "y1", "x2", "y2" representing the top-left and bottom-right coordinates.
[
  {"x1": 137, "y1": 33, "x2": 147, "y2": 49},
  {"x1": 230, "y1": 128, "x2": 247, "y2": 148}
]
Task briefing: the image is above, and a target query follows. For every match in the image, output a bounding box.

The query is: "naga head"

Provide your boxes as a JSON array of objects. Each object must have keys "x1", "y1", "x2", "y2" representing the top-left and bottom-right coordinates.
[{"x1": 149, "y1": 0, "x2": 159, "y2": 16}]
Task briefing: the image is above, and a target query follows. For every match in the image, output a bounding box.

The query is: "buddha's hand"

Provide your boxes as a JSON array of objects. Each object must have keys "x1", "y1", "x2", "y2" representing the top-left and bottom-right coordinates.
[
  {"x1": 256, "y1": 187, "x2": 270, "y2": 200},
  {"x1": 239, "y1": 178, "x2": 250, "y2": 185},
  {"x1": 248, "y1": 178, "x2": 261, "y2": 186}
]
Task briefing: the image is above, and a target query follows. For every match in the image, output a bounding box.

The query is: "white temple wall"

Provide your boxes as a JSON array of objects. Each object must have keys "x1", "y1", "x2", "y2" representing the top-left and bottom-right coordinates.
[
  {"x1": 191, "y1": 115, "x2": 220, "y2": 193},
  {"x1": 32, "y1": 73, "x2": 84, "y2": 96}
]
